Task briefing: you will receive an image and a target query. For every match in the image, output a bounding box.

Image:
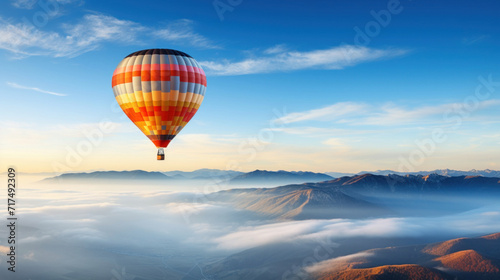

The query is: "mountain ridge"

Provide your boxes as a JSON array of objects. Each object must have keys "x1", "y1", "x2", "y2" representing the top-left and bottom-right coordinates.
[
  {"x1": 41, "y1": 170, "x2": 170, "y2": 182},
  {"x1": 312, "y1": 232, "x2": 500, "y2": 280},
  {"x1": 41, "y1": 169, "x2": 334, "y2": 185},
  {"x1": 229, "y1": 170, "x2": 334, "y2": 185},
  {"x1": 210, "y1": 185, "x2": 390, "y2": 220},
  {"x1": 291, "y1": 173, "x2": 500, "y2": 194},
  {"x1": 328, "y1": 168, "x2": 500, "y2": 178}
]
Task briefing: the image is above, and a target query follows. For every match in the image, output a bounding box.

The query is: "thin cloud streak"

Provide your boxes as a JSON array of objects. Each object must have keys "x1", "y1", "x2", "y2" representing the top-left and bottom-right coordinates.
[
  {"x1": 200, "y1": 46, "x2": 408, "y2": 76},
  {"x1": 7, "y1": 82, "x2": 67, "y2": 96},
  {"x1": 10, "y1": 0, "x2": 37, "y2": 9},
  {"x1": 10, "y1": 0, "x2": 79, "y2": 9},
  {"x1": 362, "y1": 100, "x2": 500, "y2": 125},
  {"x1": 274, "y1": 99, "x2": 500, "y2": 126},
  {"x1": 154, "y1": 19, "x2": 220, "y2": 49},
  {"x1": 306, "y1": 252, "x2": 375, "y2": 274},
  {"x1": 275, "y1": 102, "x2": 367, "y2": 124},
  {"x1": 0, "y1": 14, "x2": 215, "y2": 58},
  {"x1": 0, "y1": 14, "x2": 143, "y2": 58}
]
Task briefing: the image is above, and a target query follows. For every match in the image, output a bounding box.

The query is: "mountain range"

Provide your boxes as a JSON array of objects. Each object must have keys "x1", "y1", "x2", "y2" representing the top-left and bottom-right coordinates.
[
  {"x1": 293, "y1": 173, "x2": 500, "y2": 195},
  {"x1": 40, "y1": 168, "x2": 500, "y2": 184},
  {"x1": 42, "y1": 170, "x2": 169, "y2": 182},
  {"x1": 41, "y1": 169, "x2": 334, "y2": 185},
  {"x1": 42, "y1": 171, "x2": 500, "y2": 220},
  {"x1": 205, "y1": 173, "x2": 500, "y2": 220},
  {"x1": 162, "y1": 168, "x2": 243, "y2": 179},
  {"x1": 209, "y1": 183, "x2": 390, "y2": 220},
  {"x1": 327, "y1": 169, "x2": 500, "y2": 178},
  {"x1": 228, "y1": 170, "x2": 334, "y2": 186}
]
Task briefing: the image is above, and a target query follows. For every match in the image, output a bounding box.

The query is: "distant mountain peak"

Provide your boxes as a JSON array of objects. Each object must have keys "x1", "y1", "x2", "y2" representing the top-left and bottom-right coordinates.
[
  {"x1": 482, "y1": 233, "x2": 500, "y2": 240},
  {"x1": 229, "y1": 170, "x2": 333, "y2": 186},
  {"x1": 423, "y1": 238, "x2": 469, "y2": 256},
  {"x1": 307, "y1": 173, "x2": 500, "y2": 195},
  {"x1": 332, "y1": 168, "x2": 500, "y2": 178},
  {"x1": 434, "y1": 249, "x2": 500, "y2": 273},
  {"x1": 317, "y1": 264, "x2": 453, "y2": 280},
  {"x1": 42, "y1": 170, "x2": 169, "y2": 182}
]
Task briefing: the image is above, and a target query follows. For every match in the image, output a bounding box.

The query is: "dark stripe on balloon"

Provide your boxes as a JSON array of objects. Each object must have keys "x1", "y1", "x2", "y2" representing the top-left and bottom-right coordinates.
[{"x1": 125, "y1": 49, "x2": 193, "y2": 58}]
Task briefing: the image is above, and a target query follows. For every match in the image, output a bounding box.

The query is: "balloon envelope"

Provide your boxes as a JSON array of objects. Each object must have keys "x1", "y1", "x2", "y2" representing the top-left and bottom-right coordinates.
[{"x1": 112, "y1": 49, "x2": 206, "y2": 151}]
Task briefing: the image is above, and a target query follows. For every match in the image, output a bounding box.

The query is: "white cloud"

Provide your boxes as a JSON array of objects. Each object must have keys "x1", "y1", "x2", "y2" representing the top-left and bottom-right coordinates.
[
  {"x1": 462, "y1": 35, "x2": 490, "y2": 45},
  {"x1": 19, "y1": 235, "x2": 52, "y2": 243},
  {"x1": 199, "y1": 46, "x2": 408, "y2": 75},
  {"x1": 63, "y1": 14, "x2": 144, "y2": 54},
  {"x1": 361, "y1": 100, "x2": 500, "y2": 125},
  {"x1": 60, "y1": 227, "x2": 104, "y2": 241},
  {"x1": 275, "y1": 102, "x2": 367, "y2": 124},
  {"x1": 306, "y1": 252, "x2": 374, "y2": 274},
  {"x1": 213, "y1": 218, "x2": 412, "y2": 251},
  {"x1": 213, "y1": 218, "x2": 404, "y2": 251},
  {"x1": 214, "y1": 220, "x2": 322, "y2": 250},
  {"x1": 323, "y1": 138, "x2": 343, "y2": 146},
  {"x1": 7, "y1": 82, "x2": 67, "y2": 96},
  {"x1": 273, "y1": 99, "x2": 500, "y2": 126},
  {"x1": 264, "y1": 44, "x2": 288, "y2": 54},
  {"x1": 482, "y1": 211, "x2": 500, "y2": 216},
  {"x1": 322, "y1": 138, "x2": 351, "y2": 152},
  {"x1": 0, "y1": 120, "x2": 127, "y2": 149},
  {"x1": 23, "y1": 252, "x2": 36, "y2": 261},
  {"x1": 22, "y1": 202, "x2": 116, "y2": 213},
  {"x1": 165, "y1": 202, "x2": 222, "y2": 214},
  {"x1": 265, "y1": 127, "x2": 379, "y2": 136},
  {"x1": 11, "y1": 0, "x2": 79, "y2": 9},
  {"x1": 0, "y1": 14, "x2": 213, "y2": 58},
  {"x1": 0, "y1": 14, "x2": 143, "y2": 57},
  {"x1": 213, "y1": 207, "x2": 500, "y2": 252},
  {"x1": 11, "y1": 0, "x2": 37, "y2": 9},
  {"x1": 154, "y1": 19, "x2": 218, "y2": 49}
]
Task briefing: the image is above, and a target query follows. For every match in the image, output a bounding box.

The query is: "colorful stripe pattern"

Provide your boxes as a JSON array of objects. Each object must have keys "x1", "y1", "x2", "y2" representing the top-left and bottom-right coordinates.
[{"x1": 112, "y1": 49, "x2": 206, "y2": 148}]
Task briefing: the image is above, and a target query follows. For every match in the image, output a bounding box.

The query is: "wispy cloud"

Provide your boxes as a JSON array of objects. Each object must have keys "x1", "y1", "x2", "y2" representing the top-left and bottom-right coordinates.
[
  {"x1": 62, "y1": 14, "x2": 145, "y2": 55},
  {"x1": 263, "y1": 44, "x2": 288, "y2": 54},
  {"x1": 322, "y1": 138, "x2": 351, "y2": 152},
  {"x1": 462, "y1": 35, "x2": 490, "y2": 45},
  {"x1": 7, "y1": 82, "x2": 67, "y2": 96},
  {"x1": 273, "y1": 100, "x2": 500, "y2": 126},
  {"x1": 214, "y1": 220, "x2": 326, "y2": 250},
  {"x1": 154, "y1": 19, "x2": 218, "y2": 49},
  {"x1": 0, "y1": 14, "x2": 214, "y2": 58},
  {"x1": 0, "y1": 14, "x2": 143, "y2": 57},
  {"x1": 10, "y1": 0, "x2": 37, "y2": 9},
  {"x1": 275, "y1": 102, "x2": 367, "y2": 124},
  {"x1": 213, "y1": 205, "x2": 500, "y2": 252},
  {"x1": 266, "y1": 127, "x2": 379, "y2": 136},
  {"x1": 306, "y1": 252, "x2": 375, "y2": 274},
  {"x1": 361, "y1": 100, "x2": 500, "y2": 125},
  {"x1": 11, "y1": 0, "x2": 77, "y2": 10},
  {"x1": 199, "y1": 46, "x2": 408, "y2": 75}
]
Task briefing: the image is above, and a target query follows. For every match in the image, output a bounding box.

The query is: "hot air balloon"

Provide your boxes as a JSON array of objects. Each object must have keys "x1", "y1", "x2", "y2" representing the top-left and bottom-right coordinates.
[{"x1": 112, "y1": 49, "x2": 206, "y2": 160}]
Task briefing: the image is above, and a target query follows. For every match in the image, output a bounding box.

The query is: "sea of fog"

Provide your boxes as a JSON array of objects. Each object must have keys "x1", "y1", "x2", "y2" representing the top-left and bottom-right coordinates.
[{"x1": 1, "y1": 181, "x2": 499, "y2": 279}]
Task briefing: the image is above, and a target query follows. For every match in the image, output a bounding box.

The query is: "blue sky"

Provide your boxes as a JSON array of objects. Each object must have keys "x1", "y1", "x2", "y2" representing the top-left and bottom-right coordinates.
[{"x1": 0, "y1": 0, "x2": 499, "y2": 173}]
